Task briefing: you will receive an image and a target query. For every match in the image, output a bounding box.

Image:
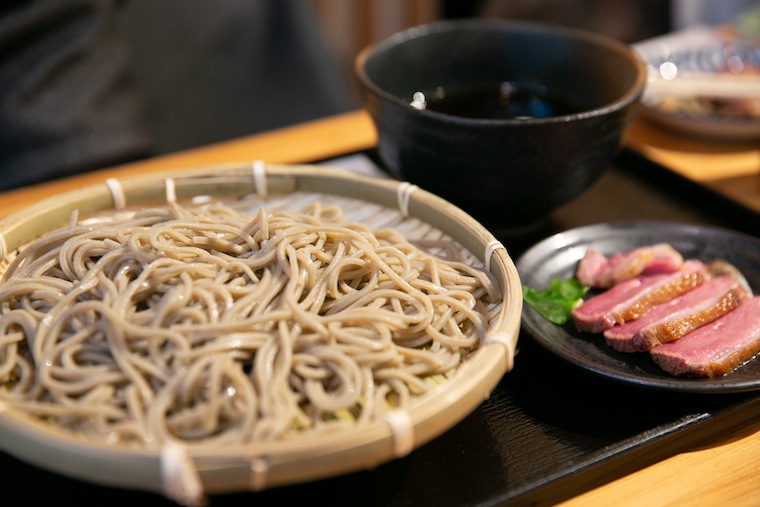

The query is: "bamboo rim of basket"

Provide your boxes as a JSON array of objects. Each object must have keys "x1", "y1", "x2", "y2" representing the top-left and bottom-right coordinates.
[{"x1": 0, "y1": 162, "x2": 522, "y2": 496}]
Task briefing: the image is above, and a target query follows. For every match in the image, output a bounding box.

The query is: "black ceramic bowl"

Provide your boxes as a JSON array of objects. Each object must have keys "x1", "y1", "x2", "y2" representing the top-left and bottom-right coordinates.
[{"x1": 355, "y1": 19, "x2": 647, "y2": 233}]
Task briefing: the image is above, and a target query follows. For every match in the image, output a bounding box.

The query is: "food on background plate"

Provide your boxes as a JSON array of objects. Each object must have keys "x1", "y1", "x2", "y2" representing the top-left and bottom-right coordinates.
[
  {"x1": 0, "y1": 199, "x2": 501, "y2": 447},
  {"x1": 637, "y1": 24, "x2": 760, "y2": 121},
  {"x1": 647, "y1": 56, "x2": 760, "y2": 122},
  {"x1": 523, "y1": 242, "x2": 759, "y2": 378},
  {"x1": 633, "y1": 24, "x2": 760, "y2": 142}
]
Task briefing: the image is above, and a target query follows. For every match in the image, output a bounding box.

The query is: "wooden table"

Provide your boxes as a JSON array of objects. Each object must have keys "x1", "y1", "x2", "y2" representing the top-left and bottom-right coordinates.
[{"x1": 0, "y1": 110, "x2": 758, "y2": 506}]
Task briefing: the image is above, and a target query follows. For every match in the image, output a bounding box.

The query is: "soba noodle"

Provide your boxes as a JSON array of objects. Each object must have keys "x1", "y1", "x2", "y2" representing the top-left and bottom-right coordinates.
[{"x1": 0, "y1": 199, "x2": 499, "y2": 448}]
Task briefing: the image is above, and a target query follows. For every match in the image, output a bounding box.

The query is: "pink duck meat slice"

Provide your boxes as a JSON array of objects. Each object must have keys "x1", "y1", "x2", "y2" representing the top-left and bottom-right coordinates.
[
  {"x1": 603, "y1": 275, "x2": 748, "y2": 352},
  {"x1": 650, "y1": 297, "x2": 760, "y2": 378},
  {"x1": 572, "y1": 260, "x2": 709, "y2": 334},
  {"x1": 575, "y1": 243, "x2": 684, "y2": 289}
]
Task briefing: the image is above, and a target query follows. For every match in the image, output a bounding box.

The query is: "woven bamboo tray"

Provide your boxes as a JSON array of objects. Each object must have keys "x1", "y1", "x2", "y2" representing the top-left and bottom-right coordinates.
[{"x1": 0, "y1": 162, "x2": 522, "y2": 505}]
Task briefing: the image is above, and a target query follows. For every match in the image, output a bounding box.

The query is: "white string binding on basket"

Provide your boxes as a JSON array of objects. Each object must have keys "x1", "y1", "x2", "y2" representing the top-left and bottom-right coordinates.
[
  {"x1": 161, "y1": 440, "x2": 205, "y2": 507},
  {"x1": 483, "y1": 239, "x2": 506, "y2": 272},
  {"x1": 105, "y1": 178, "x2": 126, "y2": 210},
  {"x1": 384, "y1": 410, "x2": 414, "y2": 457},
  {"x1": 251, "y1": 160, "x2": 268, "y2": 198},
  {"x1": 165, "y1": 178, "x2": 177, "y2": 203},
  {"x1": 396, "y1": 182, "x2": 418, "y2": 217},
  {"x1": 484, "y1": 331, "x2": 515, "y2": 371},
  {"x1": 0, "y1": 231, "x2": 6, "y2": 264},
  {"x1": 249, "y1": 457, "x2": 269, "y2": 492},
  {"x1": 483, "y1": 239, "x2": 514, "y2": 370}
]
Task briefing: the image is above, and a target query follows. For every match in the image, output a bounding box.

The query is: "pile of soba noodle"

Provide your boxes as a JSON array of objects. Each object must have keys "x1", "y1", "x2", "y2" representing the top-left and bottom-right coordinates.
[{"x1": 0, "y1": 199, "x2": 499, "y2": 448}]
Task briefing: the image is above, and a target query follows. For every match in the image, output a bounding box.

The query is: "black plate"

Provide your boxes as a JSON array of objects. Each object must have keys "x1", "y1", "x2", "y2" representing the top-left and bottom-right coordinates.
[{"x1": 516, "y1": 221, "x2": 760, "y2": 393}]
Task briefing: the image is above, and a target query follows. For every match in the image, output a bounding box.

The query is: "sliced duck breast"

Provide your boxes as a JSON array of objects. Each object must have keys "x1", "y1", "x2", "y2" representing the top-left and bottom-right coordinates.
[
  {"x1": 575, "y1": 243, "x2": 684, "y2": 289},
  {"x1": 634, "y1": 280, "x2": 747, "y2": 351},
  {"x1": 603, "y1": 275, "x2": 748, "y2": 352},
  {"x1": 572, "y1": 260, "x2": 708, "y2": 334},
  {"x1": 650, "y1": 296, "x2": 760, "y2": 378}
]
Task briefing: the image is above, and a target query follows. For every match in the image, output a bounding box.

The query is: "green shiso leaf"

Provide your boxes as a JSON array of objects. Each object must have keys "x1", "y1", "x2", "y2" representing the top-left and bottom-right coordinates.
[{"x1": 522, "y1": 277, "x2": 589, "y2": 325}]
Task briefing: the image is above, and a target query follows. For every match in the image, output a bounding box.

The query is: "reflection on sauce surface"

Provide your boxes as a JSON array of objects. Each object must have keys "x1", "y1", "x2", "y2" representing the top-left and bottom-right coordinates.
[{"x1": 413, "y1": 82, "x2": 588, "y2": 119}]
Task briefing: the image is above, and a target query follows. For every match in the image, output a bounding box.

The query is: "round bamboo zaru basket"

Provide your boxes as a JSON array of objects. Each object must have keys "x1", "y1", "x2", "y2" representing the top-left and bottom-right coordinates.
[{"x1": 0, "y1": 163, "x2": 522, "y2": 505}]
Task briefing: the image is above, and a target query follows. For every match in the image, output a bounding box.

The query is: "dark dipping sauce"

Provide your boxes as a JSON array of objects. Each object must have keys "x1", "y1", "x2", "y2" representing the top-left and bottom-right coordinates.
[{"x1": 418, "y1": 81, "x2": 587, "y2": 120}]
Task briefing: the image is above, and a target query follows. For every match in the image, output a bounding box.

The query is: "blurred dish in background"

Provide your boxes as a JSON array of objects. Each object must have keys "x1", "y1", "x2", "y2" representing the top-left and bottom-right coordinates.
[{"x1": 634, "y1": 25, "x2": 760, "y2": 142}]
